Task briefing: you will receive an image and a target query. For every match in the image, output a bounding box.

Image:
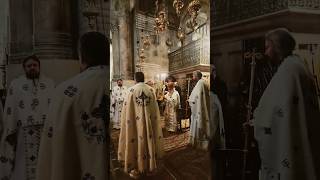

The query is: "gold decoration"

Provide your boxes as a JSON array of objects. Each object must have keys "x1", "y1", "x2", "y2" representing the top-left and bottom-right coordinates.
[
  {"x1": 166, "y1": 39, "x2": 173, "y2": 47},
  {"x1": 176, "y1": 27, "x2": 186, "y2": 44},
  {"x1": 139, "y1": 48, "x2": 146, "y2": 62},
  {"x1": 142, "y1": 35, "x2": 151, "y2": 49},
  {"x1": 173, "y1": 0, "x2": 184, "y2": 15},
  {"x1": 154, "y1": 11, "x2": 168, "y2": 34},
  {"x1": 136, "y1": 35, "x2": 147, "y2": 72},
  {"x1": 187, "y1": 0, "x2": 201, "y2": 30}
]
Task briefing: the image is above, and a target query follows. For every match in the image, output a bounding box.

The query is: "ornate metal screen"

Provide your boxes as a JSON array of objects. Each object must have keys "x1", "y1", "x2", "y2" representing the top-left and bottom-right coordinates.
[{"x1": 212, "y1": 0, "x2": 320, "y2": 27}]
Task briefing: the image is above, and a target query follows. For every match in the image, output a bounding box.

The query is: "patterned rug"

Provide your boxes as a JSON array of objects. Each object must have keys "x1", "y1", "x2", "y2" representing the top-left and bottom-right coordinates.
[
  {"x1": 163, "y1": 147, "x2": 211, "y2": 180},
  {"x1": 163, "y1": 130, "x2": 190, "y2": 152},
  {"x1": 111, "y1": 129, "x2": 190, "y2": 153},
  {"x1": 111, "y1": 127, "x2": 211, "y2": 180},
  {"x1": 110, "y1": 117, "x2": 210, "y2": 180},
  {"x1": 111, "y1": 116, "x2": 190, "y2": 153}
]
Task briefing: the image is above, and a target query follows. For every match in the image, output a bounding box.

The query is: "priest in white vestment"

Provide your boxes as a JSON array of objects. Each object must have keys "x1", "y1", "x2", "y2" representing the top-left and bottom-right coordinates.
[
  {"x1": 188, "y1": 70, "x2": 210, "y2": 150},
  {"x1": 163, "y1": 76, "x2": 180, "y2": 132},
  {"x1": 209, "y1": 90, "x2": 226, "y2": 180},
  {"x1": 36, "y1": 32, "x2": 109, "y2": 180},
  {"x1": 111, "y1": 79, "x2": 127, "y2": 129},
  {"x1": 0, "y1": 55, "x2": 54, "y2": 180},
  {"x1": 118, "y1": 72, "x2": 164, "y2": 178},
  {"x1": 253, "y1": 29, "x2": 320, "y2": 180}
]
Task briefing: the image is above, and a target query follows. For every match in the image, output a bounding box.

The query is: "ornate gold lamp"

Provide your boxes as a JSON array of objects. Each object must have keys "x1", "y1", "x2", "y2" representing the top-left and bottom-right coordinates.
[
  {"x1": 154, "y1": 10, "x2": 168, "y2": 34},
  {"x1": 173, "y1": 0, "x2": 184, "y2": 16},
  {"x1": 142, "y1": 35, "x2": 151, "y2": 49},
  {"x1": 187, "y1": 0, "x2": 201, "y2": 30},
  {"x1": 136, "y1": 34, "x2": 148, "y2": 72},
  {"x1": 176, "y1": 27, "x2": 186, "y2": 45}
]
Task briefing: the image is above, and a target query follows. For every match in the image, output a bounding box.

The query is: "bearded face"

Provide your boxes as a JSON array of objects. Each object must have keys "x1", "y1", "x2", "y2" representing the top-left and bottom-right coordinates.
[
  {"x1": 24, "y1": 59, "x2": 40, "y2": 79},
  {"x1": 117, "y1": 80, "x2": 123, "y2": 87},
  {"x1": 264, "y1": 39, "x2": 281, "y2": 65}
]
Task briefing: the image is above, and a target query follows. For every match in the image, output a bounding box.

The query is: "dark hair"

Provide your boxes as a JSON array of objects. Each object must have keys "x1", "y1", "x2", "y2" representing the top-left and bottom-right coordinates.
[
  {"x1": 117, "y1": 79, "x2": 123, "y2": 82},
  {"x1": 135, "y1": 72, "x2": 145, "y2": 83},
  {"x1": 265, "y1": 28, "x2": 296, "y2": 59},
  {"x1": 23, "y1": 54, "x2": 40, "y2": 68},
  {"x1": 79, "y1": 32, "x2": 109, "y2": 66},
  {"x1": 193, "y1": 70, "x2": 202, "y2": 79},
  {"x1": 165, "y1": 75, "x2": 176, "y2": 82}
]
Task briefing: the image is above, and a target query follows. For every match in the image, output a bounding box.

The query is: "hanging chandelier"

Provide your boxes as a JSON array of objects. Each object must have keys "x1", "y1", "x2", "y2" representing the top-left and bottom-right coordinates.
[
  {"x1": 139, "y1": 48, "x2": 146, "y2": 62},
  {"x1": 172, "y1": 0, "x2": 202, "y2": 43},
  {"x1": 176, "y1": 27, "x2": 186, "y2": 44},
  {"x1": 187, "y1": 0, "x2": 201, "y2": 30},
  {"x1": 136, "y1": 34, "x2": 148, "y2": 72},
  {"x1": 166, "y1": 38, "x2": 173, "y2": 47},
  {"x1": 154, "y1": 11, "x2": 168, "y2": 34},
  {"x1": 142, "y1": 35, "x2": 151, "y2": 49},
  {"x1": 136, "y1": 48, "x2": 145, "y2": 72},
  {"x1": 173, "y1": 0, "x2": 184, "y2": 16},
  {"x1": 154, "y1": 0, "x2": 168, "y2": 34}
]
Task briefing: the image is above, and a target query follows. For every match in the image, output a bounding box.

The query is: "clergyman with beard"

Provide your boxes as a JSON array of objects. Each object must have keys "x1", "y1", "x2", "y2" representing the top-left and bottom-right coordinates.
[{"x1": 0, "y1": 54, "x2": 54, "y2": 180}]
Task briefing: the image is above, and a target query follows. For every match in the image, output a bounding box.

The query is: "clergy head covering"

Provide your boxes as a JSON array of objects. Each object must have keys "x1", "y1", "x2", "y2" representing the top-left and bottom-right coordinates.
[
  {"x1": 79, "y1": 31, "x2": 109, "y2": 66},
  {"x1": 265, "y1": 28, "x2": 296, "y2": 59},
  {"x1": 135, "y1": 72, "x2": 145, "y2": 83}
]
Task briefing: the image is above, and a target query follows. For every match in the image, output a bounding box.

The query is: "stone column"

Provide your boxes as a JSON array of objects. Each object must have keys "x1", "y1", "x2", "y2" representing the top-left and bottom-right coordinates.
[
  {"x1": 110, "y1": 22, "x2": 121, "y2": 80},
  {"x1": 33, "y1": 0, "x2": 73, "y2": 59},
  {"x1": 78, "y1": 0, "x2": 110, "y2": 37},
  {"x1": 118, "y1": 13, "x2": 134, "y2": 80},
  {"x1": 109, "y1": 0, "x2": 134, "y2": 80},
  {"x1": 7, "y1": 0, "x2": 80, "y2": 85},
  {"x1": 9, "y1": 0, "x2": 34, "y2": 63}
]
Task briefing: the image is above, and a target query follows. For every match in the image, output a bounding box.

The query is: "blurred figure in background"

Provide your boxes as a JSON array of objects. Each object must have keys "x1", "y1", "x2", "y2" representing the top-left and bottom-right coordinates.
[
  {"x1": 254, "y1": 28, "x2": 320, "y2": 180},
  {"x1": 36, "y1": 32, "x2": 109, "y2": 180},
  {"x1": 111, "y1": 79, "x2": 127, "y2": 129}
]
